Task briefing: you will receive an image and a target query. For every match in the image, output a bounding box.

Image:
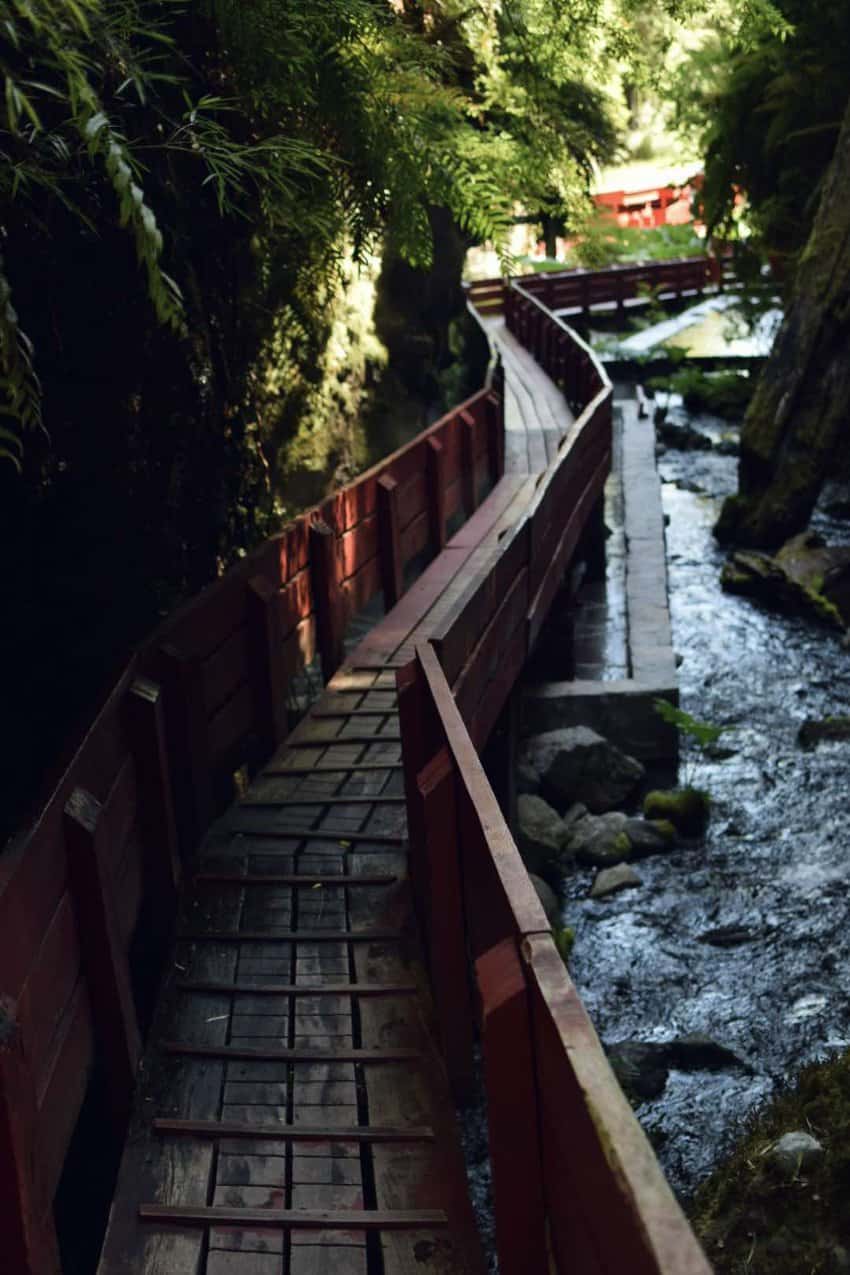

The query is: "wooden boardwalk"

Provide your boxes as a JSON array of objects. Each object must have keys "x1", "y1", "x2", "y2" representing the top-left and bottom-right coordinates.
[{"x1": 96, "y1": 341, "x2": 575, "y2": 1275}]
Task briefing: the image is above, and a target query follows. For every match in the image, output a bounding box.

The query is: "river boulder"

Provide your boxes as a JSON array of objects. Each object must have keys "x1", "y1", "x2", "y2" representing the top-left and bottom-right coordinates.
[
  {"x1": 516, "y1": 794, "x2": 573, "y2": 877},
  {"x1": 521, "y1": 726, "x2": 645, "y2": 813}
]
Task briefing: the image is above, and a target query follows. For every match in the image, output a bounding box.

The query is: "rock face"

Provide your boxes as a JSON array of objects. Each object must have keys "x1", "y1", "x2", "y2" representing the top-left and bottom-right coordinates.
[
  {"x1": 516, "y1": 794, "x2": 572, "y2": 877},
  {"x1": 769, "y1": 1131, "x2": 824, "y2": 1175},
  {"x1": 608, "y1": 1035, "x2": 749, "y2": 1103},
  {"x1": 657, "y1": 419, "x2": 713, "y2": 451},
  {"x1": 590, "y1": 862, "x2": 641, "y2": 899},
  {"x1": 521, "y1": 727, "x2": 645, "y2": 814},
  {"x1": 721, "y1": 531, "x2": 850, "y2": 629}
]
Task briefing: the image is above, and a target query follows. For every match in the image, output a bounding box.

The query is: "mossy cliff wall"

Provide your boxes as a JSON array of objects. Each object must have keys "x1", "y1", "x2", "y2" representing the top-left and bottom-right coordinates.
[{"x1": 716, "y1": 97, "x2": 850, "y2": 548}]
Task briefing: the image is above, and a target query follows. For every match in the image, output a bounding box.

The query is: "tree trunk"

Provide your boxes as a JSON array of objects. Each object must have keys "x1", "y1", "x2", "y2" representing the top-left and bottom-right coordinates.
[{"x1": 715, "y1": 95, "x2": 850, "y2": 549}]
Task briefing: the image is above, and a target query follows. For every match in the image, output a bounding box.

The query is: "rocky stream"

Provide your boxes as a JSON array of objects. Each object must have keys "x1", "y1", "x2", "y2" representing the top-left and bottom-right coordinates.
[{"x1": 557, "y1": 394, "x2": 850, "y2": 1200}]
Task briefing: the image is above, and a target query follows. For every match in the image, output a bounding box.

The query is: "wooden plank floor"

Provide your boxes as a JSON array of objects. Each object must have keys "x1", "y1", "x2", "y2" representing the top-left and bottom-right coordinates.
[
  {"x1": 481, "y1": 317, "x2": 575, "y2": 473},
  {"x1": 98, "y1": 341, "x2": 571, "y2": 1275}
]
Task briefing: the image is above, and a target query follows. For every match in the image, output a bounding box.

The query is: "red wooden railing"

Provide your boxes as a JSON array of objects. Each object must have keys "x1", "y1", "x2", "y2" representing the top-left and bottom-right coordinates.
[
  {"x1": 467, "y1": 253, "x2": 721, "y2": 316},
  {"x1": 398, "y1": 276, "x2": 711, "y2": 1274},
  {"x1": 0, "y1": 384, "x2": 501, "y2": 1274}
]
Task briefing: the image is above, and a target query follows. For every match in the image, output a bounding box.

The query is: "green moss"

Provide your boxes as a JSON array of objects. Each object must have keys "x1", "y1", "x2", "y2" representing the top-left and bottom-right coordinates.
[
  {"x1": 553, "y1": 926, "x2": 575, "y2": 965},
  {"x1": 804, "y1": 584, "x2": 846, "y2": 629},
  {"x1": 613, "y1": 832, "x2": 632, "y2": 857},
  {"x1": 691, "y1": 1050, "x2": 850, "y2": 1274},
  {"x1": 647, "y1": 366, "x2": 754, "y2": 420},
  {"x1": 643, "y1": 788, "x2": 710, "y2": 836},
  {"x1": 649, "y1": 818, "x2": 677, "y2": 844}
]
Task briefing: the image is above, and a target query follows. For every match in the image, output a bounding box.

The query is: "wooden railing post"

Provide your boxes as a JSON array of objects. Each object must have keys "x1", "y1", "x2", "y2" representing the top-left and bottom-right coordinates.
[
  {"x1": 377, "y1": 474, "x2": 403, "y2": 609},
  {"x1": 416, "y1": 747, "x2": 475, "y2": 1103},
  {"x1": 460, "y1": 409, "x2": 478, "y2": 515},
  {"x1": 309, "y1": 519, "x2": 345, "y2": 682},
  {"x1": 64, "y1": 788, "x2": 142, "y2": 1127},
  {"x1": 426, "y1": 436, "x2": 447, "y2": 553},
  {"x1": 125, "y1": 677, "x2": 181, "y2": 929},
  {"x1": 485, "y1": 389, "x2": 503, "y2": 484},
  {"x1": 159, "y1": 643, "x2": 213, "y2": 857},
  {"x1": 246, "y1": 574, "x2": 287, "y2": 756},
  {"x1": 476, "y1": 939, "x2": 547, "y2": 1275},
  {"x1": 0, "y1": 998, "x2": 61, "y2": 1275}
]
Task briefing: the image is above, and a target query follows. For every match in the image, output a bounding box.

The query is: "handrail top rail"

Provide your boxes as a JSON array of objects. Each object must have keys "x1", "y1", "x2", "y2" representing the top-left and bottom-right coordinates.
[{"x1": 508, "y1": 277, "x2": 613, "y2": 393}]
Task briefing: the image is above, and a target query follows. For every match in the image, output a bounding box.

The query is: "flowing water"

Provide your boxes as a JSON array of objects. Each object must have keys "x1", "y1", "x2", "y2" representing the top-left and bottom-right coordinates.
[{"x1": 565, "y1": 396, "x2": 850, "y2": 1199}]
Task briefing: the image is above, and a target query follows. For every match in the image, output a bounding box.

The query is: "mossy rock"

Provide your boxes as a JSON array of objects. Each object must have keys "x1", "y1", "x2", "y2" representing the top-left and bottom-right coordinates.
[
  {"x1": 643, "y1": 788, "x2": 710, "y2": 837},
  {"x1": 692, "y1": 1050, "x2": 850, "y2": 1274},
  {"x1": 552, "y1": 925, "x2": 575, "y2": 965}
]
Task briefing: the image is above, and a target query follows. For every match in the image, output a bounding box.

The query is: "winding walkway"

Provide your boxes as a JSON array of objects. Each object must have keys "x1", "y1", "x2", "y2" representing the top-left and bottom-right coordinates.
[{"x1": 96, "y1": 331, "x2": 574, "y2": 1275}]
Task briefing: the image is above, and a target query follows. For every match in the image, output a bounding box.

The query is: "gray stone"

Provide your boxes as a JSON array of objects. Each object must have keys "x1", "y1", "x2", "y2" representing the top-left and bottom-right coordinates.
[
  {"x1": 563, "y1": 801, "x2": 588, "y2": 829},
  {"x1": 522, "y1": 678, "x2": 679, "y2": 765},
  {"x1": 529, "y1": 873, "x2": 561, "y2": 925},
  {"x1": 623, "y1": 818, "x2": 676, "y2": 857},
  {"x1": 769, "y1": 1130, "x2": 824, "y2": 1175},
  {"x1": 516, "y1": 794, "x2": 572, "y2": 877},
  {"x1": 517, "y1": 759, "x2": 541, "y2": 795},
  {"x1": 590, "y1": 862, "x2": 641, "y2": 899},
  {"x1": 566, "y1": 811, "x2": 632, "y2": 866},
  {"x1": 522, "y1": 727, "x2": 645, "y2": 814},
  {"x1": 667, "y1": 1035, "x2": 749, "y2": 1073},
  {"x1": 608, "y1": 1041, "x2": 670, "y2": 1101}
]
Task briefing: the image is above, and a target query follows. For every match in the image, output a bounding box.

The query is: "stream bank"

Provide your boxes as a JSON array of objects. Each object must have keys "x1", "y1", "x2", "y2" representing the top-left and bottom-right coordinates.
[{"x1": 556, "y1": 390, "x2": 850, "y2": 1200}]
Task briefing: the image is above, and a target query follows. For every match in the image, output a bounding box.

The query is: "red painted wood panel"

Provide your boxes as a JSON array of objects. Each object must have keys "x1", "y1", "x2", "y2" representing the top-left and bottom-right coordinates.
[
  {"x1": 35, "y1": 979, "x2": 94, "y2": 1199},
  {"x1": 279, "y1": 568, "x2": 313, "y2": 636},
  {"x1": 16, "y1": 895, "x2": 81, "y2": 1093},
  {"x1": 206, "y1": 683, "x2": 256, "y2": 770},
  {"x1": 203, "y1": 625, "x2": 251, "y2": 718}
]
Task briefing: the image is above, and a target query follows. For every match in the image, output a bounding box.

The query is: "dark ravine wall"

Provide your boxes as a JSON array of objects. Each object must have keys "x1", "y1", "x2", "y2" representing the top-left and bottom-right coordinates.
[{"x1": 716, "y1": 97, "x2": 850, "y2": 549}]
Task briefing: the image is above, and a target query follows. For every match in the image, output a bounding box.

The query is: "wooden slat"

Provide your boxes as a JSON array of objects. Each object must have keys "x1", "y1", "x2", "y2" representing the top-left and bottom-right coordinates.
[
  {"x1": 139, "y1": 1205, "x2": 447, "y2": 1229},
  {"x1": 153, "y1": 1119, "x2": 433, "y2": 1141},
  {"x1": 239, "y1": 795, "x2": 405, "y2": 808},
  {"x1": 263, "y1": 764, "x2": 404, "y2": 776},
  {"x1": 177, "y1": 929, "x2": 402, "y2": 943},
  {"x1": 178, "y1": 981, "x2": 416, "y2": 997},
  {"x1": 163, "y1": 1042, "x2": 419, "y2": 1063},
  {"x1": 289, "y1": 733, "x2": 402, "y2": 745},
  {"x1": 193, "y1": 874, "x2": 398, "y2": 887},
  {"x1": 222, "y1": 829, "x2": 405, "y2": 846}
]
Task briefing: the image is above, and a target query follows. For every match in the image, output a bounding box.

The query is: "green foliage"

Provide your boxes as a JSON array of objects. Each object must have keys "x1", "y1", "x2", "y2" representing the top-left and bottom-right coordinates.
[
  {"x1": 553, "y1": 925, "x2": 575, "y2": 966},
  {"x1": 669, "y1": 0, "x2": 850, "y2": 280},
  {"x1": 653, "y1": 697, "x2": 724, "y2": 749},
  {"x1": 646, "y1": 366, "x2": 754, "y2": 418}
]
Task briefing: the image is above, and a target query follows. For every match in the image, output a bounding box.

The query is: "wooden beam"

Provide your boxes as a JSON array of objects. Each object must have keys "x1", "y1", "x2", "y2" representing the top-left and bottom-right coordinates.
[
  {"x1": 460, "y1": 409, "x2": 478, "y2": 514},
  {"x1": 288, "y1": 732, "x2": 402, "y2": 745},
  {"x1": 158, "y1": 643, "x2": 213, "y2": 855},
  {"x1": 64, "y1": 787, "x2": 141, "y2": 1126},
  {"x1": 310, "y1": 709, "x2": 399, "y2": 720},
  {"x1": 124, "y1": 677, "x2": 181, "y2": 928},
  {"x1": 178, "y1": 981, "x2": 417, "y2": 997},
  {"x1": 153, "y1": 1118, "x2": 433, "y2": 1141},
  {"x1": 177, "y1": 929, "x2": 402, "y2": 943},
  {"x1": 263, "y1": 763, "x2": 403, "y2": 775},
  {"x1": 0, "y1": 999, "x2": 61, "y2": 1275},
  {"x1": 377, "y1": 474, "x2": 403, "y2": 609},
  {"x1": 416, "y1": 748, "x2": 475, "y2": 1103},
  {"x1": 239, "y1": 795, "x2": 406, "y2": 807},
  {"x1": 163, "y1": 1042, "x2": 419, "y2": 1063},
  {"x1": 193, "y1": 873, "x2": 398, "y2": 887},
  {"x1": 139, "y1": 1204, "x2": 447, "y2": 1229},
  {"x1": 222, "y1": 827, "x2": 405, "y2": 845},
  {"x1": 426, "y1": 436, "x2": 447, "y2": 552},
  {"x1": 309, "y1": 519, "x2": 345, "y2": 683},
  {"x1": 246, "y1": 574, "x2": 287, "y2": 755}
]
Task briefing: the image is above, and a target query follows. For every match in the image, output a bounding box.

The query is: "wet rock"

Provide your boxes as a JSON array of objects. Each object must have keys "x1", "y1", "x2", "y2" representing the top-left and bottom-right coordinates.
[
  {"x1": 608, "y1": 1041, "x2": 670, "y2": 1101},
  {"x1": 699, "y1": 924, "x2": 757, "y2": 948},
  {"x1": 529, "y1": 873, "x2": 561, "y2": 925},
  {"x1": 563, "y1": 801, "x2": 588, "y2": 828},
  {"x1": 643, "y1": 787, "x2": 709, "y2": 836},
  {"x1": 715, "y1": 436, "x2": 739, "y2": 456},
  {"x1": 769, "y1": 1130, "x2": 824, "y2": 1175},
  {"x1": 516, "y1": 794, "x2": 572, "y2": 877},
  {"x1": 517, "y1": 759, "x2": 541, "y2": 795},
  {"x1": 722, "y1": 531, "x2": 850, "y2": 629},
  {"x1": 656, "y1": 419, "x2": 713, "y2": 451},
  {"x1": 623, "y1": 817, "x2": 676, "y2": 857},
  {"x1": 590, "y1": 862, "x2": 641, "y2": 899},
  {"x1": 521, "y1": 727, "x2": 645, "y2": 814},
  {"x1": 667, "y1": 1034, "x2": 749, "y2": 1073},
  {"x1": 566, "y1": 811, "x2": 632, "y2": 866},
  {"x1": 798, "y1": 716, "x2": 850, "y2": 748}
]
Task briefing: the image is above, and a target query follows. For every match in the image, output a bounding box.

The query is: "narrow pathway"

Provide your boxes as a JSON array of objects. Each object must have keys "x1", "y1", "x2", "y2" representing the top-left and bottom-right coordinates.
[{"x1": 97, "y1": 333, "x2": 576, "y2": 1275}]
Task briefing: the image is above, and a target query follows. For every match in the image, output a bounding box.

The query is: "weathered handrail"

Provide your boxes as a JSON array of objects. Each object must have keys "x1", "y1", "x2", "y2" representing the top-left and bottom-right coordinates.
[
  {"x1": 467, "y1": 253, "x2": 721, "y2": 316},
  {"x1": 398, "y1": 285, "x2": 711, "y2": 1273},
  {"x1": 0, "y1": 381, "x2": 503, "y2": 1274}
]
